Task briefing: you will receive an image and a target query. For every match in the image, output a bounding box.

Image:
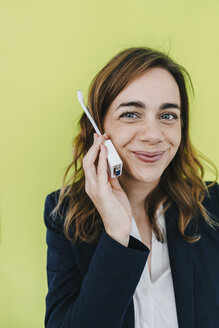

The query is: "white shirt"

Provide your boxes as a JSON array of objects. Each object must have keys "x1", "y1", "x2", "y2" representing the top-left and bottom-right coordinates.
[{"x1": 130, "y1": 204, "x2": 179, "y2": 328}]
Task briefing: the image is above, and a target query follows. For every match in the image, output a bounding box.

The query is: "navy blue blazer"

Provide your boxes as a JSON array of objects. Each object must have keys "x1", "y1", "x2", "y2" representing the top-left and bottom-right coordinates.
[{"x1": 44, "y1": 182, "x2": 219, "y2": 328}]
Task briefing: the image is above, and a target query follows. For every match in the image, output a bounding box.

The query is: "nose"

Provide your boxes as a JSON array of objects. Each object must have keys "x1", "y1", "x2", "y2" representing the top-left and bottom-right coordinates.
[{"x1": 137, "y1": 118, "x2": 165, "y2": 144}]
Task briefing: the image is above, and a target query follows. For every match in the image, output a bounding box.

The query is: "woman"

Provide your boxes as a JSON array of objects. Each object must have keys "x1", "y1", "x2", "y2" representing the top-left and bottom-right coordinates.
[{"x1": 44, "y1": 47, "x2": 219, "y2": 328}]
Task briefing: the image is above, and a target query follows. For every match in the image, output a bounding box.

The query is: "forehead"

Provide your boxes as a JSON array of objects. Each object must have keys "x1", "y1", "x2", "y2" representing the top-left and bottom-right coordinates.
[{"x1": 110, "y1": 67, "x2": 181, "y2": 108}]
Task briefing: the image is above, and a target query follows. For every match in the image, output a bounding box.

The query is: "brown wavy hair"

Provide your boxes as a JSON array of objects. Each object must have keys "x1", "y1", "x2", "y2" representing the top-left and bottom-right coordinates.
[{"x1": 50, "y1": 47, "x2": 218, "y2": 245}]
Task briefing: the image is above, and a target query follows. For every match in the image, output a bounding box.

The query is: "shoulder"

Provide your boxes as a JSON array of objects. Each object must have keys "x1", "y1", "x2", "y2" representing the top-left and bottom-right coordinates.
[
  {"x1": 199, "y1": 181, "x2": 219, "y2": 232},
  {"x1": 205, "y1": 180, "x2": 219, "y2": 195},
  {"x1": 202, "y1": 181, "x2": 219, "y2": 210},
  {"x1": 44, "y1": 188, "x2": 70, "y2": 235}
]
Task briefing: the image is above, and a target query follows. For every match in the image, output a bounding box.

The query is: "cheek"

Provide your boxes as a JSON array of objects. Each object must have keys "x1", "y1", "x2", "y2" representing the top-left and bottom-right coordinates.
[
  {"x1": 169, "y1": 126, "x2": 181, "y2": 146},
  {"x1": 111, "y1": 134, "x2": 131, "y2": 151},
  {"x1": 105, "y1": 124, "x2": 135, "y2": 146},
  {"x1": 176, "y1": 129, "x2": 182, "y2": 146}
]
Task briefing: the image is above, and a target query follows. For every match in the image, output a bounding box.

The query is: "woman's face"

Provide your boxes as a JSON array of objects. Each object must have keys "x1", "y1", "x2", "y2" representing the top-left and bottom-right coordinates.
[{"x1": 103, "y1": 67, "x2": 182, "y2": 184}]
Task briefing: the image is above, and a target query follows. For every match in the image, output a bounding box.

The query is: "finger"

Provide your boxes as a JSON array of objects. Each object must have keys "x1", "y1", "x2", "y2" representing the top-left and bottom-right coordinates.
[
  {"x1": 83, "y1": 135, "x2": 106, "y2": 189},
  {"x1": 83, "y1": 134, "x2": 105, "y2": 170},
  {"x1": 103, "y1": 132, "x2": 110, "y2": 140},
  {"x1": 93, "y1": 133, "x2": 98, "y2": 142}
]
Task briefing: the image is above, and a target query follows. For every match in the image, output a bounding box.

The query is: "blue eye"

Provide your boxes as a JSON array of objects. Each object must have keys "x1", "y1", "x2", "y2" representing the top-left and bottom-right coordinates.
[
  {"x1": 120, "y1": 112, "x2": 138, "y2": 119},
  {"x1": 161, "y1": 113, "x2": 178, "y2": 120},
  {"x1": 119, "y1": 111, "x2": 179, "y2": 121}
]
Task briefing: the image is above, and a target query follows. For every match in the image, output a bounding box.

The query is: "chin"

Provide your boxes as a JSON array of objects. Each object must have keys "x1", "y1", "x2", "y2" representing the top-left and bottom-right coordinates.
[
  {"x1": 138, "y1": 175, "x2": 161, "y2": 184},
  {"x1": 129, "y1": 169, "x2": 163, "y2": 184}
]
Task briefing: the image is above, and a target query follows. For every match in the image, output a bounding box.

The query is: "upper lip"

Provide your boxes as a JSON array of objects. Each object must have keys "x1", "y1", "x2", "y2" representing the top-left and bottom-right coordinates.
[{"x1": 133, "y1": 151, "x2": 165, "y2": 156}]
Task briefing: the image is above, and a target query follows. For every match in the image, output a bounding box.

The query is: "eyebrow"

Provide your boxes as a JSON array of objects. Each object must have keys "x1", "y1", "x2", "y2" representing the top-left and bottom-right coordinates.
[{"x1": 116, "y1": 101, "x2": 181, "y2": 111}]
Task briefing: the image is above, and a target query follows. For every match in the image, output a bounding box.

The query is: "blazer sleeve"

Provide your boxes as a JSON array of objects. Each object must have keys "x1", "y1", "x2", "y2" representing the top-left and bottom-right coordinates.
[{"x1": 44, "y1": 191, "x2": 150, "y2": 328}]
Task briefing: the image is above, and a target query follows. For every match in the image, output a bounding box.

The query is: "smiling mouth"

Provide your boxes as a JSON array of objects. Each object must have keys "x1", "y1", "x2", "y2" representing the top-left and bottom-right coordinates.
[
  {"x1": 133, "y1": 151, "x2": 165, "y2": 157},
  {"x1": 133, "y1": 151, "x2": 164, "y2": 163}
]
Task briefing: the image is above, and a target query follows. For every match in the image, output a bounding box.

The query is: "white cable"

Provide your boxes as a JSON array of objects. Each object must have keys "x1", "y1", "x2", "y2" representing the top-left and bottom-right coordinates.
[{"x1": 77, "y1": 90, "x2": 101, "y2": 135}]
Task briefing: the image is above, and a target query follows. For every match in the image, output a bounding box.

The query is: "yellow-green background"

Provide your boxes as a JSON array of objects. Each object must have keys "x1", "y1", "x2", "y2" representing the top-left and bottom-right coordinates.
[{"x1": 1, "y1": 0, "x2": 218, "y2": 327}]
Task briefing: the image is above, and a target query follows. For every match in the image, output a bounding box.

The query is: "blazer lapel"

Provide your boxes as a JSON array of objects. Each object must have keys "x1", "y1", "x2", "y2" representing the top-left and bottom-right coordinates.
[{"x1": 165, "y1": 201, "x2": 195, "y2": 328}]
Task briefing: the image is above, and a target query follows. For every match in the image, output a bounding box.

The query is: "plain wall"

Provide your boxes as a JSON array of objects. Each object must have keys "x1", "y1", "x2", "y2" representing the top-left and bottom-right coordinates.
[{"x1": 0, "y1": 0, "x2": 218, "y2": 326}]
